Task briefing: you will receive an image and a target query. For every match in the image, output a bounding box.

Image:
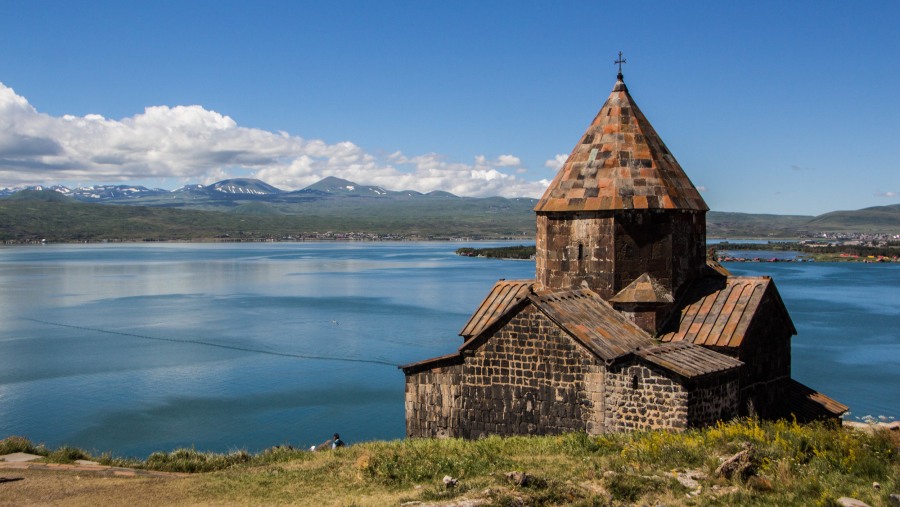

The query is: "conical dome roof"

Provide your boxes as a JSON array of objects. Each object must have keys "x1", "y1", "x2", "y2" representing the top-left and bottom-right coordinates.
[{"x1": 535, "y1": 75, "x2": 708, "y2": 212}]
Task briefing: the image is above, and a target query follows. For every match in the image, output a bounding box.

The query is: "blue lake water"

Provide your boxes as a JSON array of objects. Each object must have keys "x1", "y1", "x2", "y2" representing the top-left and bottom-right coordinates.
[{"x1": 0, "y1": 243, "x2": 896, "y2": 457}]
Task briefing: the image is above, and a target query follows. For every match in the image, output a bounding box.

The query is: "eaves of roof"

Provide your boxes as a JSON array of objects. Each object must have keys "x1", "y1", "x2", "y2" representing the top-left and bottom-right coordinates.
[
  {"x1": 783, "y1": 378, "x2": 849, "y2": 420},
  {"x1": 635, "y1": 341, "x2": 743, "y2": 380},
  {"x1": 398, "y1": 352, "x2": 464, "y2": 375}
]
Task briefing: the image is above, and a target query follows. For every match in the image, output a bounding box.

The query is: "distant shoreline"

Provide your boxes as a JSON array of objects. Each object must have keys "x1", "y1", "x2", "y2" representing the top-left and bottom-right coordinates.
[{"x1": 456, "y1": 243, "x2": 900, "y2": 263}]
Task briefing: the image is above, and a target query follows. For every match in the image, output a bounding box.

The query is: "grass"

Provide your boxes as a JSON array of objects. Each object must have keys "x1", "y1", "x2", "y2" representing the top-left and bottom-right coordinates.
[{"x1": 2, "y1": 419, "x2": 898, "y2": 506}]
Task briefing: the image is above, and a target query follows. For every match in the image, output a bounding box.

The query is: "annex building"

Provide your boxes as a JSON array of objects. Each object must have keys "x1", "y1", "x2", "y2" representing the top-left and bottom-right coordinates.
[{"x1": 400, "y1": 68, "x2": 847, "y2": 438}]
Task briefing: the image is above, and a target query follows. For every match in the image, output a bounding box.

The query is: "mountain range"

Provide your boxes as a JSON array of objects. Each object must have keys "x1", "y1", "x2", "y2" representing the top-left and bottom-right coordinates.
[
  {"x1": 1, "y1": 177, "x2": 899, "y2": 241},
  {"x1": 0, "y1": 177, "x2": 462, "y2": 203}
]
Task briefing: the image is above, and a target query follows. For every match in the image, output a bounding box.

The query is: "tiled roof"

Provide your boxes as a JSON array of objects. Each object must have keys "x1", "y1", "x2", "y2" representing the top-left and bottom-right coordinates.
[
  {"x1": 635, "y1": 341, "x2": 742, "y2": 379},
  {"x1": 459, "y1": 279, "x2": 533, "y2": 339},
  {"x1": 531, "y1": 289, "x2": 655, "y2": 362},
  {"x1": 659, "y1": 276, "x2": 795, "y2": 347},
  {"x1": 783, "y1": 379, "x2": 849, "y2": 420},
  {"x1": 534, "y1": 75, "x2": 708, "y2": 213},
  {"x1": 609, "y1": 273, "x2": 674, "y2": 304}
]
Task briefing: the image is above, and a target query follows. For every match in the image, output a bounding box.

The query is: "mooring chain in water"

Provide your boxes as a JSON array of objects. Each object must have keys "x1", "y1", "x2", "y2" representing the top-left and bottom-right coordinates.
[{"x1": 21, "y1": 317, "x2": 397, "y2": 367}]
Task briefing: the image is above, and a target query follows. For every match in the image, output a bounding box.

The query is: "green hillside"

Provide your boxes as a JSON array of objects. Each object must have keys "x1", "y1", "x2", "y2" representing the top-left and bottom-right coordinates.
[
  {"x1": 3, "y1": 189, "x2": 899, "y2": 243},
  {"x1": 0, "y1": 190, "x2": 535, "y2": 242},
  {"x1": 804, "y1": 204, "x2": 900, "y2": 232},
  {"x1": 706, "y1": 211, "x2": 813, "y2": 238}
]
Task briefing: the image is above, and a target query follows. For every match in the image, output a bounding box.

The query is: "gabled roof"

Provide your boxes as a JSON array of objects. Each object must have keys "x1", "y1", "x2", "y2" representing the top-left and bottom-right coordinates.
[
  {"x1": 635, "y1": 341, "x2": 742, "y2": 380},
  {"x1": 783, "y1": 379, "x2": 849, "y2": 420},
  {"x1": 534, "y1": 74, "x2": 708, "y2": 213},
  {"x1": 609, "y1": 273, "x2": 674, "y2": 304},
  {"x1": 459, "y1": 279, "x2": 533, "y2": 339},
  {"x1": 530, "y1": 289, "x2": 655, "y2": 362},
  {"x1": 659, "y1": 276, "x2": 796, "y2": 348}
]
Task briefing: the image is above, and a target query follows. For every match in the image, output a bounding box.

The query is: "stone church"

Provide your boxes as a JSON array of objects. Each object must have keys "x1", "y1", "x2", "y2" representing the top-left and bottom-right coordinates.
[{"x1": 401, "y1": 69, "x2": 847, "y2": 438}]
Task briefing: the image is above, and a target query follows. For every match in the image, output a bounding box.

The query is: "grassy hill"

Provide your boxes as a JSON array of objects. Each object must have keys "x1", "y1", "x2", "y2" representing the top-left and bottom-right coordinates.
[
  {"x1": 0, "y1": 190, "x2": 535, "y2": 242},
  {"x1": 1, "y1": 419, "x2": 897, "y2": 506},
  {"x1": 3, "y1": 189, "x2": 899, "y2": 243},
  {"x1": 804, "y1": 204, "x2": 900, "y2": 232},
  {"x1": 706, "y1": 211, "x2": 814, "y2": 238}
]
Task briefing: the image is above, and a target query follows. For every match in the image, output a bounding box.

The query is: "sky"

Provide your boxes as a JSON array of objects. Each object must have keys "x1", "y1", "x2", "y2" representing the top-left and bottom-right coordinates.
[{"x1": 1, "y1": 1, "x2": 898, "y2": 215}]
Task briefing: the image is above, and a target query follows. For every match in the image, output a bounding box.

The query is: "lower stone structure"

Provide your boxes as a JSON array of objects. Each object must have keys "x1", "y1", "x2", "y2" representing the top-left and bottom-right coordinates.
[{"x1": 403, "y1": 291, "x2": 744, "y2": 438}]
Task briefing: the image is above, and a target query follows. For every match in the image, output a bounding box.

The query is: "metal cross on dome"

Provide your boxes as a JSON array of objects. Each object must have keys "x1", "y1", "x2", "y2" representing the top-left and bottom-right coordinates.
[{"x1": 615, "y1": 51, "x2": 626, "y2": 76}]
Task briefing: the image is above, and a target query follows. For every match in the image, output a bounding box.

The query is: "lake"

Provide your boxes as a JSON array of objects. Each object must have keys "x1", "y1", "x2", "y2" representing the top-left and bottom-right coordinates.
[{"x1": 0, "y1": 243, "x2": 896, "y2": 457}]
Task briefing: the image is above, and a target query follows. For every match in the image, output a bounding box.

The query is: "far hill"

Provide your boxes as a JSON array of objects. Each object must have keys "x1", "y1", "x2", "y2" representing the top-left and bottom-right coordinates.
[
  {"x1": 0, "y1": 187, "x2": 536, "y2": 242},
  {"x1": 2, "y1": 177, "x2": 899, "y2": 240},
  {"x1": 705, "y1": 211, "x2": 814, "y2": 238},
  {"x1": 6, "y1": 189, "x2": 74, "y2": 203},
  {"x1": 208, "y1": 178, "x2": 283, "y2": 195},
  {"x1": 301, "y1": 176, "x2": 392, "y2": 196},
  {"x1": 803, "y1": 204, "x2": 900, "y2": 232}
]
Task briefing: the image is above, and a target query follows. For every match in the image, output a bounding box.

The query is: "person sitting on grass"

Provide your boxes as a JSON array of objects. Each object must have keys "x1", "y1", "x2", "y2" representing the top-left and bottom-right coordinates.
[{"x1": 331, "y1": 433, "x2": 344, "y2": 449}]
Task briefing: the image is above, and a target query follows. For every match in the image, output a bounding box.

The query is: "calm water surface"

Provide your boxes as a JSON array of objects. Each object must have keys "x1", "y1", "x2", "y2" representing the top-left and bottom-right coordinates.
[{"x1": 0, "y1": 243, "x2": 896, "y2": 457}]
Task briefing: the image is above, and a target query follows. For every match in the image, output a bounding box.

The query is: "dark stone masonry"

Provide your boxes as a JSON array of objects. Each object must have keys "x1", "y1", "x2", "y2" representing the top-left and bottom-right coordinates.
[{"x1": 401, "y1": 70, "x2": 846, "y2": 439}]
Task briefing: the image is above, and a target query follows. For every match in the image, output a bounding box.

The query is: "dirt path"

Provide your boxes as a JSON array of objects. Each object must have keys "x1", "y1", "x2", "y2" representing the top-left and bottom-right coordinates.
[{"x1": 0, "y1": 460, "x2": 202, "y2": 506}]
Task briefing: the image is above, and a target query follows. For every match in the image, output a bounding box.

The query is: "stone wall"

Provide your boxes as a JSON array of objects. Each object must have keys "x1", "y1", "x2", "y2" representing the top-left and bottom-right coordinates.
[
  {"x1": 405, "y1": 362, "x2": 463, "y2": 438},
  {"x1": 405, "y1": 303, "x2": 740, "y2": 438},
  {"x1": 535, "y1": 211, "x2": 615, "y2": 296},
  {"x1": 731, "y1": 284, "x2": 793, "y2": 418},
  {"x1": 457, "y1": 305, "x2": 606, "y2": 438},
  {"x1": 604, "y1": 361, "x2": 689, "y2": 431},
  {"x1": 687, "y1": 375, "x2": 740, "y2": 426},
  {"x1": 613, "y1": 210, "x2": 706, "y2": 299},
  {"x1": 535, "y1": 210, "x2": 706, "y2": 299},
  {"x1": 405, "y1": 304, "x2": 609, "y2": 439}
]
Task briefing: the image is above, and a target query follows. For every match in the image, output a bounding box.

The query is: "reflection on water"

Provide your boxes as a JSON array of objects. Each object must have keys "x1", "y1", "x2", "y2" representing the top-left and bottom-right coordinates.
[
  {"x1": 0, "y1": 242, "x2": 533, "y2": 457},
  {"x1": 0, "y1": 243, "x2": 896, "y2": 457}
]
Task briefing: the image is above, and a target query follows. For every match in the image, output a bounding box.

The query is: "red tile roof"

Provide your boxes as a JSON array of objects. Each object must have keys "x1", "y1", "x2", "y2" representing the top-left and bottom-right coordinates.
[
  {"x1": 534, "y1": 76, "x2": 708, "y2": 213},
  {"x1": 635, "y1": 341, "x2": 742, "y2": 379},
  {"x1": 459, "y1": 279, "x2": 533, "y2": 339},
  {"x1": 531, "y1": 289, "x2": 655, "y2": 362},
  {"x1": 659, "y1": 276, "x2": 795, "y2": 347}
]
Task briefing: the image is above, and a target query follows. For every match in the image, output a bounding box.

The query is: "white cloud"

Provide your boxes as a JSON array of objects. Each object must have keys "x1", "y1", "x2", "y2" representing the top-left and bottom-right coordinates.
[
  {"x1": 495, "y1": 154, "x2": 521, "y2": 167},
  {"x1": 875, "y1": 191, "x2": 898, "y2": 198},
  {"x1": 696, "y1": 185, "x2": 708, "y2": 192},
  {"x1": 544, "y1": 154, "x2": 568, "y2": 170},
  {"x1": 0, "y1": 82, "x2": 550, "y2": 198}
]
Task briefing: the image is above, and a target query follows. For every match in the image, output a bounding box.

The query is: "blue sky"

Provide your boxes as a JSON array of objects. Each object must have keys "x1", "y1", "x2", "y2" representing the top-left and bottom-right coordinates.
[{"x1": 1, "y1": 1, "x2": 898, "y2": 215}]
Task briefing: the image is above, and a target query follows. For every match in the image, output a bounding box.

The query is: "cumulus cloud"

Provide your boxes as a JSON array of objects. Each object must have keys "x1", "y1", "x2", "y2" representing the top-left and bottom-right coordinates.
[
  {"x1": 875, "y1": 191, "x2": 898, "y2": 198},
  {"x1": 696, "y1": 185, "x2": 708, "y2": 192},
  {"x1": 0, "y1": 82, "x2": 550, "y2": 198},
  {"x1": 544, "y1": 154, "x2": 568, "y2": 171},
  {"x1": 495, "y1": 154, "x2": 521, "y2": 167}
]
